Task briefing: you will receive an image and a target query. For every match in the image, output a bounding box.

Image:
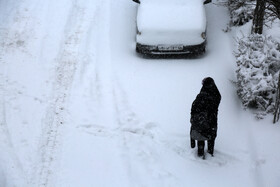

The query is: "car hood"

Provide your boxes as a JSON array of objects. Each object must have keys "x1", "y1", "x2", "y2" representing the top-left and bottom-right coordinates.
[{"x1": 137, "y1": 0, "x2": 206, "y2": 34}]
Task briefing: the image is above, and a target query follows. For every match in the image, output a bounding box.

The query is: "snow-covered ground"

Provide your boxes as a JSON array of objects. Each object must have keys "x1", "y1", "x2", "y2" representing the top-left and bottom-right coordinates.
[{"x1": 0, "y1": 0, "x2": 280, "y2": 186}]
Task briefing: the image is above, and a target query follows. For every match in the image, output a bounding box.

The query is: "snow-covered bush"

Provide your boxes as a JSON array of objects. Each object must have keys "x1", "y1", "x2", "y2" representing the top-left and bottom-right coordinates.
[
  {"x1": 228, "y1": 0, "x2": 255, "y2": 26},
  {"x1": 266, "y1": 0, "x2": 280, "y2": 22},
  {"x1": 235, "y1": 34, "x2": 280, "y2": 115}
]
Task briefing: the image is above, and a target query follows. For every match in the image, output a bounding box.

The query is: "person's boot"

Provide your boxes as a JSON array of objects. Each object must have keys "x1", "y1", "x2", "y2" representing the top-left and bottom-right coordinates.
[
  {"x1": 207, "y1": 149, "x2": 213, "y2": 156},
  {"x1": 198, "y1": 151, "x2": 205, "y2": 159},
  {"x1": 207, "y1": 139, "x2": 215, "y2": 156},
  {"x1": 191, "y1": 138, "x2": 195, "y2": 148},
  {"x1": 197, "y1": 141, "x2": 205, "y2": 159}
]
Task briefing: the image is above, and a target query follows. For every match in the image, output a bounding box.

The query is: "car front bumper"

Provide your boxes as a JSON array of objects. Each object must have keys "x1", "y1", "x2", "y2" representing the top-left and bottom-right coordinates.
[{"x1": 136, "y1": 41, "x2": 206, "y2": 57}]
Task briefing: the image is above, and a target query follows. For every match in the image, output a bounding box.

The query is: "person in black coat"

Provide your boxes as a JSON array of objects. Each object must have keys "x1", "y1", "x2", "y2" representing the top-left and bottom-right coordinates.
[{"x1": 190, "y1": 77, "x2": 221, "y2": 158}]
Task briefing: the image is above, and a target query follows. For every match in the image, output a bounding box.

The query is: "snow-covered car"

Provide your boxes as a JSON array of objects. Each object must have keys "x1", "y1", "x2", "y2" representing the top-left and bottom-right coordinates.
[{"x1": 132, "y1": 0, "x2": 211, "y2": 57}]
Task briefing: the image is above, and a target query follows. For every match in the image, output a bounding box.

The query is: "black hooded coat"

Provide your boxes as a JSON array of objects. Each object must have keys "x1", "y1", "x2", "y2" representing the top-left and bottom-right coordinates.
[{"x1": 190, "y1": 78, "x2": 221, "y2": 141}]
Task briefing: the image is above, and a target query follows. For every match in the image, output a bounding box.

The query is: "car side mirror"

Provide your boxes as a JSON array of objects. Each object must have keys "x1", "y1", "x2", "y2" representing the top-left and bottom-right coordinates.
[
  {"x1": 132, "y1": 0, "x2": 140, "y2": 4},
  {"x1": 204, "y1": 0, "x2": 211, "y2": 4}
]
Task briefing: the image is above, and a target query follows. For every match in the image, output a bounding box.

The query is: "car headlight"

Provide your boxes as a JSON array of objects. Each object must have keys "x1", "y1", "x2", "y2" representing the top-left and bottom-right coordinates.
[{"x1": 201, "y1": 32, "x2": 206, "y2": 39}]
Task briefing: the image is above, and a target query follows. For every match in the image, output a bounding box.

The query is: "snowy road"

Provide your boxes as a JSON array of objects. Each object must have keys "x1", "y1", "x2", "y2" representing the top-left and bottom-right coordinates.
[{"x1": 0, "y1": 0, "x2": 280, "y2": 186}]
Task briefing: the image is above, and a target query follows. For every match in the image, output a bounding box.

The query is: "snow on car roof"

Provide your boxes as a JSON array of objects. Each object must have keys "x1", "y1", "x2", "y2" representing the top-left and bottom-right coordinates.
[{"x1": 137, "y1": 0, "x2": 206, "y2": 33}]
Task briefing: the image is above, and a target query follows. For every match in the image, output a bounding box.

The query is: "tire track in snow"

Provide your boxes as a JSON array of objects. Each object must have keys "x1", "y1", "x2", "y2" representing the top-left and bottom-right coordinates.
[
  {"x1": 87, "y1": 0, "x2": 170, "y2": 184},
  {"x1": 0, "y1": 2, "x2": 34, "y2": 184},
  {"x1": 0, "y1": 62, "x2": 27, "y2": 186},
  {"x1": 81, "y1": 0, "x2": 117, "y2": 129},
  {"x1": 51, "y1": 1, "x2": 133, "y2": 185},
  {"x1": 36, "y1": 1, "x2": 87, "y2": 186},
  {"x1": 104, "y1": 1, "x2": 180, "y2": 185},
  {"x1": 111, "y1": 77, "x2": 182, "y2": 186},
  {"x1": 67, "y1": 0, "x2": 161, "y2": 185}
]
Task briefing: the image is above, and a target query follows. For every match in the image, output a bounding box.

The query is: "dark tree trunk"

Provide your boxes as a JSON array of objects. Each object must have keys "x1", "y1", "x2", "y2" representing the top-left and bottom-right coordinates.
[{"x1": 252, "y1": 0, "x2": 266, "y2": 34}]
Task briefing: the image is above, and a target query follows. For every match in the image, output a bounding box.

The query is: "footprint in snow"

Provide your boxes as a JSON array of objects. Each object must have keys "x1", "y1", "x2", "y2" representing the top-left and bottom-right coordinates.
[{"x1": 76, "y1": 124, "x2": 113, "y2": 137}]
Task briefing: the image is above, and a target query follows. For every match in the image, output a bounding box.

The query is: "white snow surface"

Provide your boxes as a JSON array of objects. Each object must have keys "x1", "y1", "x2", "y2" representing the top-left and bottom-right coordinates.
[
  {"x1": 0, "y1": 0, "x2": 280, "y2": 187},
  {"x1": 137, "y1": 0, "x2": 206, "y2": 45}
]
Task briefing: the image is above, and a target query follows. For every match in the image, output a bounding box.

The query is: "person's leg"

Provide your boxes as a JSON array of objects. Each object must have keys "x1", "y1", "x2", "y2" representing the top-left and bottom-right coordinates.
[
  {"x1": 207, "y1": 139, "x2": 215, "y2": 156},
  {"x1": 191, "y1": 137, "x2": 195, "y2": 148},
  {"x1": 197, "y1": 141, "x2": 205, "y2": 157}
]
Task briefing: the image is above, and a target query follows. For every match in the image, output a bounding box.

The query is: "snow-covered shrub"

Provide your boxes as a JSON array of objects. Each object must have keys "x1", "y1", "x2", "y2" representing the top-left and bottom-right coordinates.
[
  {"x1": 266, "y1": 0, "x2": 280, "y2": 22},
  {"x1": 228, "y1": 0, "x2": 255, "y2": 26},
  {"x1": 235, "y1": 34, "x2": 280, "y2": 114}
]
